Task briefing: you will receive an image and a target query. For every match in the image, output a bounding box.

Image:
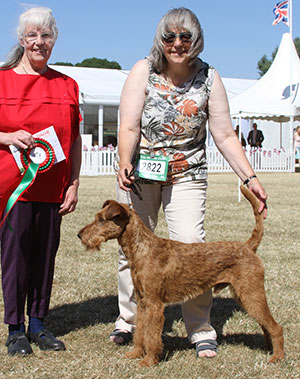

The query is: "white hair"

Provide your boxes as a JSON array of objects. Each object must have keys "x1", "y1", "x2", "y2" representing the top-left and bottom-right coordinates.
[{"x1": 1, "y1": 6, "x2": 58, "y2": 70}]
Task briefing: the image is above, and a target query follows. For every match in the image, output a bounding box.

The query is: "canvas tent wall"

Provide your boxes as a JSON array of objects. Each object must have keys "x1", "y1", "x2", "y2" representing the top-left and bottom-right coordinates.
[{"x1": 48, "y1": 64, "x2": 257, "y2": 147}]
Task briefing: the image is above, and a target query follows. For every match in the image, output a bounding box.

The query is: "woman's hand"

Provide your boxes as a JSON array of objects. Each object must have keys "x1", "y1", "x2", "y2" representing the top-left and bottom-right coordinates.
[
  {"x1": 0, "y1": 130, "x2": 35, "y2": 149},
  {"x1": 117, "y1": 162, "x2": 135, "y2": 191},
  {"x1": 59, "y1": 180, "x2": 79, "y2": 216},
  {"x1": 247, "y1": 178, "x2": 268, "y2": 219}
]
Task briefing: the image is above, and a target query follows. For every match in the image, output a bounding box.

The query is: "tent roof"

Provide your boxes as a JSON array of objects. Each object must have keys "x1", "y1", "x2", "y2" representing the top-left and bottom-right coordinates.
[
  {"x1": 230, "y1": 33, "x2": 300, "y2": 121},
  {"x1": 49, "y1": 65, "x2": 129, "y2": 105},
  {"x1": 222, "y1": 77, "x2": 257, "y2": 99},
  {"x1": 49, "y1": 65, "x2": 256, "y2": 107}
]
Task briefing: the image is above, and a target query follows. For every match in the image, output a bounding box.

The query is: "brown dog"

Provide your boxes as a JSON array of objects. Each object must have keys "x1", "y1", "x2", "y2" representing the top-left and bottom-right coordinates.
[{"x1": 78, "y1": 186, "x2": 284, "y2": 366}]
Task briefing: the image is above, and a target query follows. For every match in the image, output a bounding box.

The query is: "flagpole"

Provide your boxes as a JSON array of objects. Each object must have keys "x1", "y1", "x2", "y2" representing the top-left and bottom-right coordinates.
[
  {"x1": 289, "y1": 0, "x2": 293, "y2": 37},
  {"x1": 289, "y1": 0, "x2": 295, "y2": 172}
]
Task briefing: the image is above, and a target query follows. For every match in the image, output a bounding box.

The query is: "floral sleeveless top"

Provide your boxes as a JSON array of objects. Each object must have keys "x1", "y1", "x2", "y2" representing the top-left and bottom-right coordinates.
[{"x1": 135, "y1": 58, "x2": 215, "y2": 184}]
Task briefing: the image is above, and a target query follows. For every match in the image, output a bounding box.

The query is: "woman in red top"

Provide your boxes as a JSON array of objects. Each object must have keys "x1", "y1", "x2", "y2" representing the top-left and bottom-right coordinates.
[{"x1": 0, "y1": 7, "x2": 81, "y2": 356}]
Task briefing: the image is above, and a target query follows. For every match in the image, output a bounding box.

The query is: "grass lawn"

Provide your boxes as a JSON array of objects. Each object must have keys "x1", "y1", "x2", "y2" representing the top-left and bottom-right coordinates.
[{"x1": 0, "y1": 172, "x2": 299, "y2": 378}]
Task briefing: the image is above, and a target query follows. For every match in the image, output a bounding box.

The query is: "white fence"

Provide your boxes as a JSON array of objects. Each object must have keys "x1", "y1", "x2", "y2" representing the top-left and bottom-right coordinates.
[
  {"x1": 80, "y1": 147, "x2": 294, "y2": 176},
  {"x1": 81, "y1": 149, "x2": 116, "y2": 176},
  {"x1": 207, "y1": 147, "x2": 294, "y2": 172}
]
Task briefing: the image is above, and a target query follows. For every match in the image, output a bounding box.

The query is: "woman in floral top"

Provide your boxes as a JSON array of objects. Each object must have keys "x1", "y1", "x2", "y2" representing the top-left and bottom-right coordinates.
[{"x1": 112, "y1": 7, "x2": 267, "y2": 358}]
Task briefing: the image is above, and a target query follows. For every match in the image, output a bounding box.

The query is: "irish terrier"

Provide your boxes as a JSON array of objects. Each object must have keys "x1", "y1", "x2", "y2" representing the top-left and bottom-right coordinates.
[{"x1": 78, "y1": 186, "x2": 284, "y2": 366}]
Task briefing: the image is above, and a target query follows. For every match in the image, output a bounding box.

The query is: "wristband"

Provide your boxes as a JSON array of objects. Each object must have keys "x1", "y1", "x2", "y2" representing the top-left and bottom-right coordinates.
[{"x1": 243, "y1": 175, "x2": 257, "y2": 185}]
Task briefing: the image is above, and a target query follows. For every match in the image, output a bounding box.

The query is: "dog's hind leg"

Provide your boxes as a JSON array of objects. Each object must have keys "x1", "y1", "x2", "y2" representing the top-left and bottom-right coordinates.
[
  {"x1": 139, "y1": 300, "x2": 165, "y2": 367},
  {"x1": 231, "y1": 275, "x2": 284, "y2": 363}
]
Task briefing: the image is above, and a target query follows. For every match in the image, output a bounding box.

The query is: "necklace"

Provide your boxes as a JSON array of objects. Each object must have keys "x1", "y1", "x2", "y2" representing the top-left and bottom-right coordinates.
[{"x1": 22, "y1": 63, "x2": 29, "y2": 74}]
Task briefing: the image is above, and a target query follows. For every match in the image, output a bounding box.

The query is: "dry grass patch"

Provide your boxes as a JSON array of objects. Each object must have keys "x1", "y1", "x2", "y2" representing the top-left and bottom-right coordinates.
[{"x1": 0, "y1": 173, "x2": 299, "y2": 378}]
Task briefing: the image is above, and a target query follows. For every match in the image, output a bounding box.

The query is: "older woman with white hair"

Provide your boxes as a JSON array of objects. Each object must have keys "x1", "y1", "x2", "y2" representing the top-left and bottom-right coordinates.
[
  {"x1": 112, "y1": 7, "x2": 267, "y2": 359},
  {"x1": 0, "y1": 7, "x2": 81, "y2": 355}
]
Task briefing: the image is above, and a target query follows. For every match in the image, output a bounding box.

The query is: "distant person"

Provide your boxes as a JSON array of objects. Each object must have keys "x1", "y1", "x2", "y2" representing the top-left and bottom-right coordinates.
[
  {"x1": 235, "y1": 125, "x2": 246, "y2": 147},
  {"x1": 247, "y1": 123, "x2": 264, "y2": 148},
  {"x1": 294, "y1": 126, "x2": 300, "y2": 166}
]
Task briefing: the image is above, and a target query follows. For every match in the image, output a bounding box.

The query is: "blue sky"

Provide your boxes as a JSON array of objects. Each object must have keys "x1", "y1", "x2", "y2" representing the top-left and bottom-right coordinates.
[{"x1": 1, "y1": 0, "x2": 299, "y2": 79}]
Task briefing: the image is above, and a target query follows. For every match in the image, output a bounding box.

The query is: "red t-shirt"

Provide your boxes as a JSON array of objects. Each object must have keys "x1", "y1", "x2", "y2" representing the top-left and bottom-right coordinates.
[{"x1": 0, "y1": 68, "x2": 80, "y2": 203}]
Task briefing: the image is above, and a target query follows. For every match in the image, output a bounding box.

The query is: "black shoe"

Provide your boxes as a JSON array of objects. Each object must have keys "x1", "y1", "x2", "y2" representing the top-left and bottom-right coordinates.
[
  {"x1": 27, "y1": 329, "x2": 66, "y2": 351},
  {"x1": 6, "y1": 332, "x2": 33, "y2": 356}
]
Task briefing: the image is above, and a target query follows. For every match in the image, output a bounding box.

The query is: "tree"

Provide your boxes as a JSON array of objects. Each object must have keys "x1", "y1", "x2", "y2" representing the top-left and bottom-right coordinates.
[
  {"x1": 257, "y1": 37, "x2": 300, "y2": 77},
  {"x1": 52, "y1": 57, "x2": 121, "y2": 69},
  {"x1": 51, "y1": 62, "x2": 74, "y2": 66},
  {"x1": 75, "y1": 57, "x2": 121, "y2": 69}
]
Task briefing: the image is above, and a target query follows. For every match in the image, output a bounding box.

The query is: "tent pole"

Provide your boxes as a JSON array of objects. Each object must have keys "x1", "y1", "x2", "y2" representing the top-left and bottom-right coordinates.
[
  {"x1": 290, "y1": 116, "x2": 295, "y2": 172},
  {"x1": 238, "y1": 113, "x2": 242, "y2": 203},
  {"x1": 289, "y1": 1, "x2": 294, "y2": 172}
]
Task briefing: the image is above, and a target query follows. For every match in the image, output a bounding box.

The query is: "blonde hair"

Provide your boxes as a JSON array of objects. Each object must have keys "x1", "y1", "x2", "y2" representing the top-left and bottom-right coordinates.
[{"x1": 148, "y1": 7, "x2": 204, "y2": 73}]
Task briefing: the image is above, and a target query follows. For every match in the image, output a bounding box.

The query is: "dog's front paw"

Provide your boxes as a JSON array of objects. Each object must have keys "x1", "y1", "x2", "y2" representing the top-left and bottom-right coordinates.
[
  {"x1": 139, "y1": 355, "x2": 159, "y2": 367},
  {"x1": 125, "y1": 347, "x2": 144, "y2": 359},
  {"x1": 268, "y1": 352, "x2": 285, "y2": 363}
]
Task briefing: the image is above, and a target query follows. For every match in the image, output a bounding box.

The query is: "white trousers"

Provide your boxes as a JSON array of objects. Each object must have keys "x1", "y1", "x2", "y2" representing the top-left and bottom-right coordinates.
[{"x1": 115, "y1": 180, "x2": 217, "y2": 344}]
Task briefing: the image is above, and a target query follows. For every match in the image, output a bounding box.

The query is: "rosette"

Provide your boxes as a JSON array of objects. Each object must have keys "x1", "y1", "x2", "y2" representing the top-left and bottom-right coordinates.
[
  {"x1": 21, "y1": 138, "x2": 55, "y2": 173},
  {"x1": 0, "y1": 139, "x2": 56, "y2": 229}
]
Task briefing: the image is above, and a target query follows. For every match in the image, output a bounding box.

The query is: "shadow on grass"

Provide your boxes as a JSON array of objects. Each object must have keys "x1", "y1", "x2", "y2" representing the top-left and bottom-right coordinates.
[
  {"x1": 47, "y1": 295, "x2": 119, "y2": 336},
  {"x1": 161, "y1": 297, "x2": 266, "y2": 361},
  {"x1": 47, "y1": 295, "x2": 266, "y2": 359}
]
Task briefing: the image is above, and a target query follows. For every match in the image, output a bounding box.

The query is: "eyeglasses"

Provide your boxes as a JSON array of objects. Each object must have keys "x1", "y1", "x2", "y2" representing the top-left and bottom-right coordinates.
[
  {"x1": 162, "y1": 32, "x2": 192, "y2": 45},
  {"x1": 24, "y1": 32, "x2": 54, "y2": 44}
]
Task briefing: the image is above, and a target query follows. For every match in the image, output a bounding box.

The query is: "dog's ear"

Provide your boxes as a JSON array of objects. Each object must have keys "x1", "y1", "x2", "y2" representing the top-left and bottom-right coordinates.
[
  {"x1": 102, "y1": 200, "x2": 128, "y2": 221},
  {"x1": 102, "y1": 200, "x2": 113, "y2": 209}
]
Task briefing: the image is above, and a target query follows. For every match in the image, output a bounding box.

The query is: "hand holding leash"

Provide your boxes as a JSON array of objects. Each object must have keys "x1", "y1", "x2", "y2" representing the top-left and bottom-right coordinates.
[{"x1": 124, "y1": 167, "x2": 142, "y2": 201}]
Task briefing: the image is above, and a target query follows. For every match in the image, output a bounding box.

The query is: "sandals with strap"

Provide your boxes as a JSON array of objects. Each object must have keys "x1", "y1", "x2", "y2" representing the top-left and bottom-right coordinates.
[
  {"x1": 195, "y1": 339, "x2": 218, "y2": 358},
  {"x1": 109, "y1": 329, "x2": 132, "y2": 345}
]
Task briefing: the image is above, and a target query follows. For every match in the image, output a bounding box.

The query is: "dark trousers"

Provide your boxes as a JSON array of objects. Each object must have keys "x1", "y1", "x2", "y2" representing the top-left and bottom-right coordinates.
[{"x1": 0, "y1": 201, "x2": 61, "y2": 325}]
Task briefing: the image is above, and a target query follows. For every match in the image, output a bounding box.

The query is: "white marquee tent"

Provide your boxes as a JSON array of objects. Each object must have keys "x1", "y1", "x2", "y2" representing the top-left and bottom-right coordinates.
[
  {"x1": 49, "y1": 65, "x2": 130, "y2": 105},
  {"x1": 48, "y1": 64, "x2": 258, "y2": 147},
  {"x1": 229, "y1": 33, "x2": 300, "y2": 151},
  {"x1": 50, "y1": 65, "x2": 256, "y2": 105}
]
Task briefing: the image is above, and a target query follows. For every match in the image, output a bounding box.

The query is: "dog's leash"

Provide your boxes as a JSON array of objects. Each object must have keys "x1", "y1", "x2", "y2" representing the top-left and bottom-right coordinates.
[{"x1": 124, "y1": 167, "x2": 142, "y2": 206}]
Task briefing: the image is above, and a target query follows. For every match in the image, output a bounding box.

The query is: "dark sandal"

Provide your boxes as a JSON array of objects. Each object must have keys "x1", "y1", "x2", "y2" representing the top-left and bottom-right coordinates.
[
  {"x1": 195, "y1": 339, "x2": 218, "y2": 358},
  {"x1": 109, "y1": 329, "x2": 132, "y2": 345}
]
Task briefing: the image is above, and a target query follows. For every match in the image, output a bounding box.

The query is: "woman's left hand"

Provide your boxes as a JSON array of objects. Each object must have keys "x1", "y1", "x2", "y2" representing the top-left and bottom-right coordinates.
[{"x1": 247, "y1": 179, "x2": 268, "y2": 219}]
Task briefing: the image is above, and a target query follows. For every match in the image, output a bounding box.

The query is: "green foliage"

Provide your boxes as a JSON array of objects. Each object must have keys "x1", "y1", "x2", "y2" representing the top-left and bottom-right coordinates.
[
  {"x1": 257, "y1": 36, "x2": 300, "y2": 77},
  {"x1": 257, "y1": 54, "x2": 272, "y2": 77},
  {"x1": 75, "y1": 57, "x2": 121, "y2": 69},
  {"x1": 52, "y1": 57, "x2": 122, "y2": 69},
  {"x1": 52, "y1": 61, "x2": 74, "y2": 66}
]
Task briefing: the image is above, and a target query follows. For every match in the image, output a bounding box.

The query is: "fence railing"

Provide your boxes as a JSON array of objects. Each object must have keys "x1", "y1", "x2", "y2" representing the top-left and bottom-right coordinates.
[
  {"x1": 80, "y1": 147, "x2": 294, "y2": 176},
  {"x1": 81, "y1": 149, "x2": 116, "y2": 176},
  {"x1": 207, "y1": 147, "x2": 294, "y2": 172}
]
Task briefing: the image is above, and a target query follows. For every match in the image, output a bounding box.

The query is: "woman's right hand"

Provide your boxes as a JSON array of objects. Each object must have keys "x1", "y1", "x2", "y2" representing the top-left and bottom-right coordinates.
[
  {"x1": 0, "y1": 130, "x2": 35, "y2": 149},
  {"x1": 117, "y1": 162, "x2": 135, "y2": 191}
]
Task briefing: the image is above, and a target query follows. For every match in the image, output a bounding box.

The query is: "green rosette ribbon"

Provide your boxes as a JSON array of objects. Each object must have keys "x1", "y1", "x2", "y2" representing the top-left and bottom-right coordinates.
[{"x1": 0, "y1": 138, "x2": 55, "y2": 229}]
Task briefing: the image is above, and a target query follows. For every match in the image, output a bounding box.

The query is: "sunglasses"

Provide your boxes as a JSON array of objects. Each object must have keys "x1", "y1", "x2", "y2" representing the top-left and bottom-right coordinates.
[{"x1": 162, "y1": 32, "x2": 192, "y2": 44}]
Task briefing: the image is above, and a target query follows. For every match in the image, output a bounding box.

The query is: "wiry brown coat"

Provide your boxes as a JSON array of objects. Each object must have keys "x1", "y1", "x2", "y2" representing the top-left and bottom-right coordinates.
[{"x1": 78, "y1": 186, "x2": 284, "y2": 367}]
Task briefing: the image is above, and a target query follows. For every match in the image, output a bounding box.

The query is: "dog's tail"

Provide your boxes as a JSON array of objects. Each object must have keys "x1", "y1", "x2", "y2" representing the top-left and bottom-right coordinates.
[{"x1": 240, "y1": 185, "x2": 264, "y2": 253}]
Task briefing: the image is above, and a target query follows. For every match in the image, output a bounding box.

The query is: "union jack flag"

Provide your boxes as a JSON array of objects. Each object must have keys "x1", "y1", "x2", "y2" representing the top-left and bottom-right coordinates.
[{"x1": 272, "y1": 1, "x2": 289, "y2": 26}]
